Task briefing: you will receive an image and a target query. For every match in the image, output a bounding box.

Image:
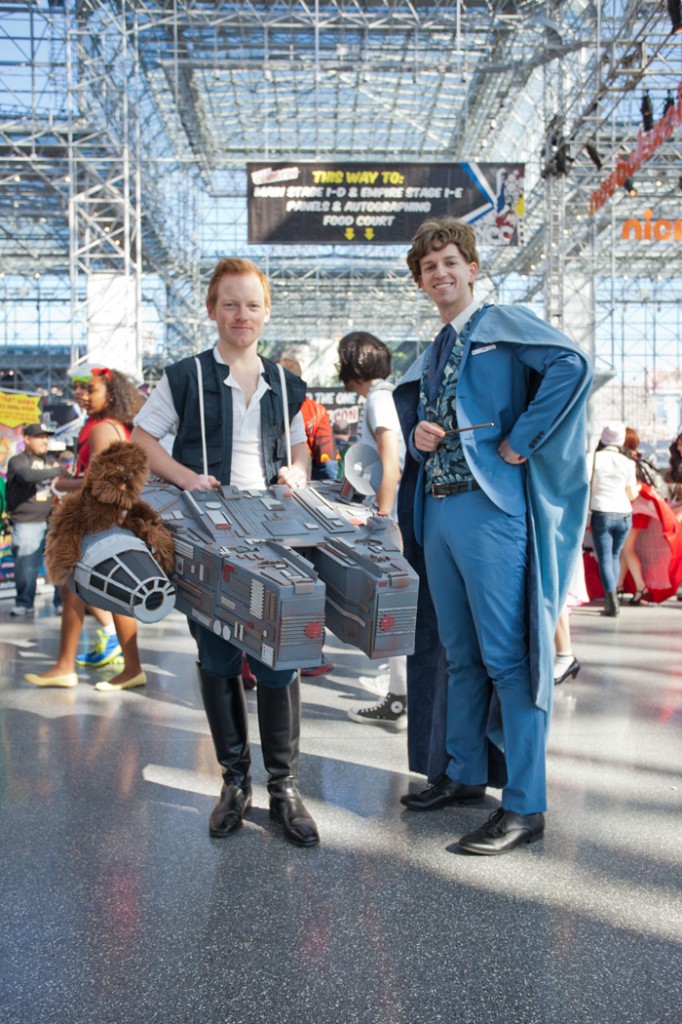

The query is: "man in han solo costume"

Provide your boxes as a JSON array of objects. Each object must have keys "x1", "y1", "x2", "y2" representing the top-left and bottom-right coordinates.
[
  {"x1": 131, "y1": 257, "x2": 320, "y2": 848},
  {"x1": 393, "y1": 217, "x2": 592, "y2": 855}
]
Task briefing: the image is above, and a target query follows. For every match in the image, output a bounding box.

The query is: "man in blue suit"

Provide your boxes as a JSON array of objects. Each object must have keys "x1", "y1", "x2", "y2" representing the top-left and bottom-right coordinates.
[{"x1": 396, "y1": 217, "x2": 592, "y2": 855}]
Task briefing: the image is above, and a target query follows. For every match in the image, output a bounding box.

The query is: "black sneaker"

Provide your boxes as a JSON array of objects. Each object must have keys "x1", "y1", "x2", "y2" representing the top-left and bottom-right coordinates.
[{"x1": 347, "y1": 692, "x2": 406, "y2": 730}]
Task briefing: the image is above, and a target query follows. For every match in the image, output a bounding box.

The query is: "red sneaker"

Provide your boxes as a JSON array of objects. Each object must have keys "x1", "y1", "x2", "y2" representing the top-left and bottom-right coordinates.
[
  {"x1": 241, "y1": 652, "x2": 257, "y2": 690},
  {"x1": 301, "y1": 661, "x2": 335, "y2": 677}
]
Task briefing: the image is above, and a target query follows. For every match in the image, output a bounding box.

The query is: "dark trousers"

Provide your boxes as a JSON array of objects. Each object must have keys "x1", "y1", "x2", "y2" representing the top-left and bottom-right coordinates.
[{"x1": 188, "y1": 619, "x2": 296, "y2": 688}]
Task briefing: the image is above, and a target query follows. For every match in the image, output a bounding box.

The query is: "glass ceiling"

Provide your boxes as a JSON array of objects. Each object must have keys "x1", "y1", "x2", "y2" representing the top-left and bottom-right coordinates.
[{"x1": 0, "y1": 0, "x2": 680, "y2": 402}]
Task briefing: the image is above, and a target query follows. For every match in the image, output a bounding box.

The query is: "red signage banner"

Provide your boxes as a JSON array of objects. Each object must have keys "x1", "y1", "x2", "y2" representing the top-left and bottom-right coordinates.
[{"x1": 590, "y1": 81, "x2": 682, "y2": 216}]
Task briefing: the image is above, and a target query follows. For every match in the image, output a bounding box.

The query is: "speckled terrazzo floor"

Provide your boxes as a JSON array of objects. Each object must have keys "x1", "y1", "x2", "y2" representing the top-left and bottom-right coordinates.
[{"x1": 1, "y1": 594, "x2": 680, "y2": 1024}]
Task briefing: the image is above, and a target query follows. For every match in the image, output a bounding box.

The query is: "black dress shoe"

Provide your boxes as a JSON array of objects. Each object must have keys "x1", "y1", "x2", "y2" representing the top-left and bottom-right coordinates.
[
  {"x1": 209, "y1": 782, "x2": 252, "y2": 837},
  {"x1": 269, "y1": 781, "x2": 320, "y2": 847},
  {"x1": 457, "y1": 808, "x2": 545, "y2": 855},
  {"x1": 553, "y1": 657, "x2": 580, "y2": 686},
  {"x1": 400, "y1": 774, "x2": 486, "y2": 811}
]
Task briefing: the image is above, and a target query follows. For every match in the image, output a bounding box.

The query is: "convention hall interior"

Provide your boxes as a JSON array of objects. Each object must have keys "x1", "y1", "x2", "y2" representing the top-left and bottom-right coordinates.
[{"x1": 1, "y1": 3, "x2": 681, "y2": 1023}]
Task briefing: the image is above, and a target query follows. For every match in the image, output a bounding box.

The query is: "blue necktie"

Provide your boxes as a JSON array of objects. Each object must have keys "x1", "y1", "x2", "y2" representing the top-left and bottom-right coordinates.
[{"x1": 428, "y1": 323, "x2": 457, "y2": 402}]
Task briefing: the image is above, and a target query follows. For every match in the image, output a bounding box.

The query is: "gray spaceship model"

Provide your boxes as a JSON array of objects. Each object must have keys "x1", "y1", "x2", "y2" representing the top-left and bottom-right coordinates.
[
  {"x1": 72, "y1": 481, "x2": 419, "y2": 671},
  {"x1": 73, "y1": 528, "x2": 176, "y2": 624}
]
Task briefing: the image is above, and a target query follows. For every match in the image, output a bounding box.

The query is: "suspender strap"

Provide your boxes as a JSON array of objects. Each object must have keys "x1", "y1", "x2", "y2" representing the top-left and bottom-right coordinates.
[
  {"x1": 277, "y1": 361, "x2": 292, "y2": 468},
  {"x1": 194, "y1": 356, "x2": 209, "y2": 478}
]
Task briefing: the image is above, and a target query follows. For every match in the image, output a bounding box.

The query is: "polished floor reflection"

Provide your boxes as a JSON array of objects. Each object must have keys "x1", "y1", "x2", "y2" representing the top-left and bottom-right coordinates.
[{"x1": 1, "y1": 593, "x2": 681, "y2": 1024}]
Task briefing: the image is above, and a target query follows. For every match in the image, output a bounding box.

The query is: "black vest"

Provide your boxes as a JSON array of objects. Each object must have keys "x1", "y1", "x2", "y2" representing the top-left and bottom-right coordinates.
[{"x1": 166, "y1": 349, "x2": 306, "y2": 485}]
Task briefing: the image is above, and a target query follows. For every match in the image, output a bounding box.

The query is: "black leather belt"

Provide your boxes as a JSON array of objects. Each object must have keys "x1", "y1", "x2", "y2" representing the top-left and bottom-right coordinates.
[{"x1": 430, "y1": 480, "x2": 480, "y2": 497}]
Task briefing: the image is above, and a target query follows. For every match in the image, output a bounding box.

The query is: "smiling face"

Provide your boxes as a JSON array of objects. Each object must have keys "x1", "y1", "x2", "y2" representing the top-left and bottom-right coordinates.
[
  {"x1": 23, "y1": 433, "x2": 51, "y2": 456},
  {"x1": 206, "y1": 272, "x2": 270, "y2": 357},
  {"x1": 417, "y1": 242, "x2": 478, "y2": 323}
]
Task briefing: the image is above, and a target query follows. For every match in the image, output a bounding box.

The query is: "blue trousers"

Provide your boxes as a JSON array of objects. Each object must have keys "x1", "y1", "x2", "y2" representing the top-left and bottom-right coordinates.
[
  {"x1": 11, "y1": 520, "x2": 48, "y2": 610},
  {"x1": 188, "y1": 619, "x2": 296, "y2": 688},
  {"x1": 591, "y1": 510, "x2": 631, "y2": 594},
  {"x1": 423, "y1": 488, "x2": 548, "y2": 815}
]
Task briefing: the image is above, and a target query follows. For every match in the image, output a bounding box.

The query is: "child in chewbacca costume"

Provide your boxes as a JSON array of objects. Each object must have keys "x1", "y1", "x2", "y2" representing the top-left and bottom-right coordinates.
[
  {"x1": 45, "y1": 440, "x2": 175, "y2": 585},
  {"x1": 24, "y1": 442, "x2": 175, "y2": 693}
]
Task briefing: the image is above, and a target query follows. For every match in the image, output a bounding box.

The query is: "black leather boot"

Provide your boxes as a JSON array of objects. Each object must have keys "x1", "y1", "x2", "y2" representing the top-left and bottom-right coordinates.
[
  {"x1": 197, "y1": 666, "x2": 252, "y2": 837},
  {"x1": 602, "y1": 591, "x2": 619, "y2": 617},
  {"x1": 257, "y1": 673, "x2": 319, "y2": 847}
]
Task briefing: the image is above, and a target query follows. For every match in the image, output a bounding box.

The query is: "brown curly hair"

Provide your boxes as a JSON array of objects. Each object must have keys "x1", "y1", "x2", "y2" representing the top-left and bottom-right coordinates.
[
  {"x1": 92, "y1": 369, "x2": 144, "y2": 428},
  {"x1": 406, "y1": 216, "x2": 480, "y2": 284}
]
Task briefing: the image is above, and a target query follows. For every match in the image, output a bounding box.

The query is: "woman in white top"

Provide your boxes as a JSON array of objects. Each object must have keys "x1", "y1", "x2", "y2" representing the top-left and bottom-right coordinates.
[{"x1": 590, "y1": 421, "x2": 640, "y2": 617}]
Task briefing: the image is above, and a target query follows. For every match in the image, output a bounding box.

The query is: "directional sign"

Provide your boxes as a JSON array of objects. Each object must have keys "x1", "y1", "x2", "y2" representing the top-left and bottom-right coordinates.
[{"x1": 247, "y1": 161, "x2": 524, "y2": 246}]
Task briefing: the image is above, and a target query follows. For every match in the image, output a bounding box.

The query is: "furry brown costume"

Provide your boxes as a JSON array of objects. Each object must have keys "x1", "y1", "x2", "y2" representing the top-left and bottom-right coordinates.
[{"x1": 46, "y1": 441, "x2": 175, "y2": 585}]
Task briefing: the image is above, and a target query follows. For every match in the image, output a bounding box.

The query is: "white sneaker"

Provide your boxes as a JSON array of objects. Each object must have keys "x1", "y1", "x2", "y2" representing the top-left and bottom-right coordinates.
[
  {"x1": 356, "y1": 668, "x2": 390, "y2": 695},
  {"x1": 10, "y1": 606, "x2": 34, "y2": 617}
]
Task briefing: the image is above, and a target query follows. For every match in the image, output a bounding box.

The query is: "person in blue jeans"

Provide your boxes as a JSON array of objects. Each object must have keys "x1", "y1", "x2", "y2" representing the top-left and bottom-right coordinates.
[
  {"x1": 6, "y1": 423, "x2": 62, "y2": 616},
  {"x1": 589, "y1": 421, "x2": 639, "y2": 617}
]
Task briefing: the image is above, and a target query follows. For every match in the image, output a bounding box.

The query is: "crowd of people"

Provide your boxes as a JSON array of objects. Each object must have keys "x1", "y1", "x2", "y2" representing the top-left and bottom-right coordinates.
[{"x1": 4, "y1": 214, "x2": 682, "y2": 857}]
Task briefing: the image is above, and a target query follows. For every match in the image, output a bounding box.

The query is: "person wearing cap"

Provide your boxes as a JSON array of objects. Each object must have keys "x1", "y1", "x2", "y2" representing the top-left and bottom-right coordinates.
[
  {"x1": 6, "y1": 424, "x2": 63, "y2": 616},
  {"x1": 589, "y1": 421, "x2": 640, "y2": 617}
]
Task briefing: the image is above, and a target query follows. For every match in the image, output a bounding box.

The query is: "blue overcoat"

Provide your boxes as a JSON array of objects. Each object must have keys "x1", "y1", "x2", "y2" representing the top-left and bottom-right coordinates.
[{"x1": 394, "y1": 304, "x2": 593, "y2": 781}]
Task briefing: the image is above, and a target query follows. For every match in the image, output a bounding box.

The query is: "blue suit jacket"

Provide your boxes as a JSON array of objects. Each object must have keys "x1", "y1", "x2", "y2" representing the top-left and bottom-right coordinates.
[{"x1": 395, "y1": 304, "x2": 593, "y2": 779}]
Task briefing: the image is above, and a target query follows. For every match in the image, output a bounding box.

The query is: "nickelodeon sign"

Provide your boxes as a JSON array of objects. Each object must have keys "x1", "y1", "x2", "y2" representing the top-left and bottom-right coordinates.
[
  {"x1": 622, "y1": 210, "x2": 682, "y2": 242},
  {"x1": 590, "y1": 81, "x2": 682, "y2": 217}
]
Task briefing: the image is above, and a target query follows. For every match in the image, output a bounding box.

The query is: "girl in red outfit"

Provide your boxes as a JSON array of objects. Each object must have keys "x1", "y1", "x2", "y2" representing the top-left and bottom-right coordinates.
[{"x1": 25, "y1": 369, "x2": 147, "y2": 692}]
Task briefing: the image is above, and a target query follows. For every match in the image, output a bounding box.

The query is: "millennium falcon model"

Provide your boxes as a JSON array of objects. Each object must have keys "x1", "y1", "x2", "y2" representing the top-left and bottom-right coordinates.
[{"x1": 72, "y1": 480, "x2": 419, "y2": 671}]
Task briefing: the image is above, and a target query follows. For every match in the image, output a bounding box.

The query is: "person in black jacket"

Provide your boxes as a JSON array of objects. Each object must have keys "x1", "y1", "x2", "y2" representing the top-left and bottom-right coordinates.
[
  {"x1": 6, "y1": 423, "x2": 61, "y2": 616},
  {"x1": 132, "y1": 257, "x2": 319, "y2": 848}
]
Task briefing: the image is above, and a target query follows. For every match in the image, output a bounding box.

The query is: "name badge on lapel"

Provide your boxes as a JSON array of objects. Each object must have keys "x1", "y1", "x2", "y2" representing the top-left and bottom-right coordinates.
[{"x1": 471, "y1": 344, "x2": 497, "y2": 356}]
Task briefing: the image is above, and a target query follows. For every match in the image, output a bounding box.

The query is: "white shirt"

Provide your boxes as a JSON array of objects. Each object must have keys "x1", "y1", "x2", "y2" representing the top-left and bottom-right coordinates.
[
  {"x1": 590, "y1": 447, "x2": 637, "y2": 513},
  {"x1": 356, "y1": 379, "x2": 405, "y2": 517},
  {"x1": 448, "y1": 298, "x2": 482, "y2": 335},
  {"x1": 134, "y1": 347, "x2": 305, "y2": 489},
  {"x1": 357, "y1": 380, "x2": 405, "y2": 466}
]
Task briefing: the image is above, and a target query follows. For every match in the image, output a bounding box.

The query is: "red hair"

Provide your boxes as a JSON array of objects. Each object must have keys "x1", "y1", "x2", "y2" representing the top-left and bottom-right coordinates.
[{"x1": 206, "y1": 258, "x2": 271, "y2": 309}]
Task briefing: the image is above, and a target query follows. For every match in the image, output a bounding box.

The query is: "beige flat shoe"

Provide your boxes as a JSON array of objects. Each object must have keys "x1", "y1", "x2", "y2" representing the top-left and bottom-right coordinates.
[
  {"x1": 25, "y1": 672, "x2": 78, "y2": 689},
  {"x1": 94, "y1": 672, "x2": 147, "y2": 692}
]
